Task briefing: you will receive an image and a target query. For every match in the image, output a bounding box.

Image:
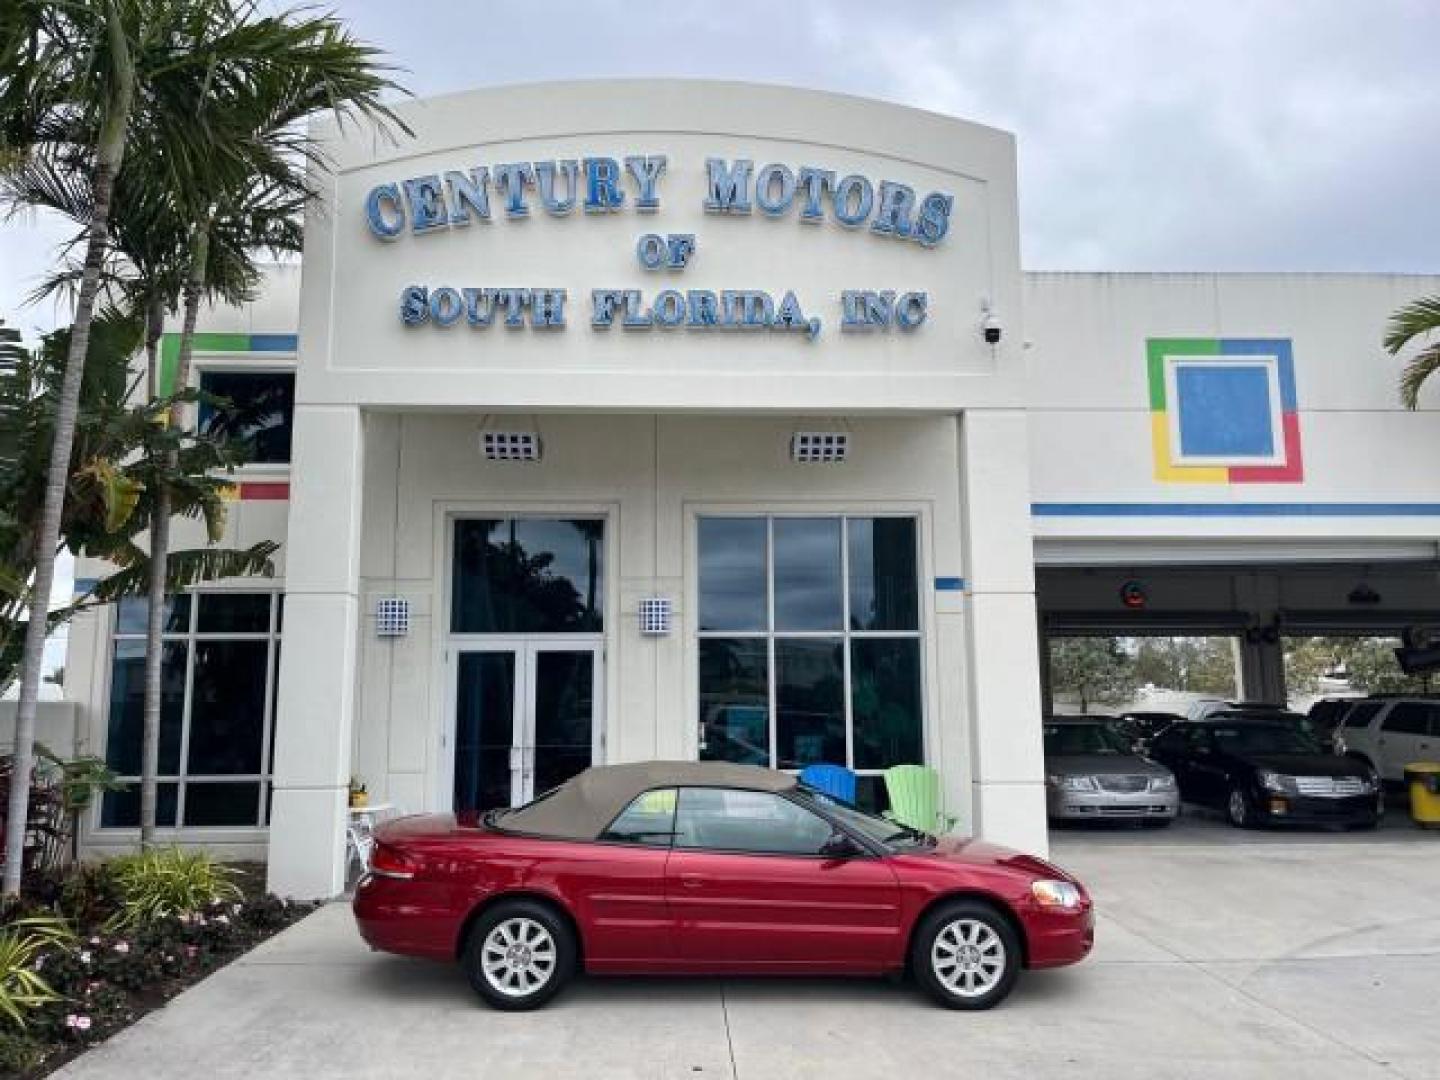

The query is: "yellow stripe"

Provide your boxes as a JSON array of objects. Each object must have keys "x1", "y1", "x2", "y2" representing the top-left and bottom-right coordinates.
[{"x1": 1151, "y1": 412, "x2": 1227, "y2": 483}]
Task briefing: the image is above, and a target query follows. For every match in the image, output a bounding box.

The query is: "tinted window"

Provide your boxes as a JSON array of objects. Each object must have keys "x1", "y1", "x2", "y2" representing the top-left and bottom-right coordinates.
[
  {"x1": 773, "y1": 518, "x2": 843, "y2": 631},
  {"x1": 115, "y1": 594, "x2": 191, "y2": 635},
  {"x1": 847, "y1": 517, "x2": 918, "y2": 631},
  {"x1": 196, "y1": 593, "x2": 271, "y2": 633},
  {"x1": 1211, "y1": 724, "x2": 1323, "y2": 756},
  {"x1": 602, "y1": 788, "x2": 677, "y2": 846},
  {"x1": 198, "y1": 370, "x2": 295, "y2": 465},
  {"x1": 775, "y1": 639, "x2": 845, "y2": 769},
  {"x1": 451, "y1": 518, "x2": 603, "y2": 633},
  {"x1": 851, "y1": 638, "x2": 923, "y2": 769},
  {"x1": 697, "y1": 518, "x2": 767, "y2": 631},
  {"x1": 698, "y1": 639, "x2": 769, "y2": 766},
  {"x1": 1382, "y1": 703, "x2": 1432, "y2": 736},
  {"x1": 1344, "y1": 702, "x2": 1383, "y2": 729},
  {"x1": 187, "y1": 641, "x2": 269, "y2": 774},
  {"x1": 673, "y1": 788, "x2": 833, "y2": 855}
]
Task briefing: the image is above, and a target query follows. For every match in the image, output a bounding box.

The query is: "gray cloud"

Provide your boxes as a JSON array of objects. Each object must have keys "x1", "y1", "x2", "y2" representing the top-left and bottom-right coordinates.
[{"x1": 5, "y1": 0, "x2": 1437, "y2": 337}]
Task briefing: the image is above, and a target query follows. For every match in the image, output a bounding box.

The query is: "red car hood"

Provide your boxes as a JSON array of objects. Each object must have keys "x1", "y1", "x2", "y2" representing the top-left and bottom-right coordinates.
[{"x1": 927, "y1": 834, "x2": 1081, "y2": 884}]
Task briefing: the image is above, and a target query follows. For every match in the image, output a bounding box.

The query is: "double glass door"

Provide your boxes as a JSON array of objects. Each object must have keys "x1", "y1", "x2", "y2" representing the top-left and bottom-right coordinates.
[{"x1": 451, "y1": 641, "x2": 601, "y2": 812}]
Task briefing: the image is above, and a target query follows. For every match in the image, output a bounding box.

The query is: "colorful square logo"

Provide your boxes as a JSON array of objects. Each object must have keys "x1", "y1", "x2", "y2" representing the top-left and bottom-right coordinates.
[{"x1": 1147, "y1": 338, "x2": 1303, "y2": 483}]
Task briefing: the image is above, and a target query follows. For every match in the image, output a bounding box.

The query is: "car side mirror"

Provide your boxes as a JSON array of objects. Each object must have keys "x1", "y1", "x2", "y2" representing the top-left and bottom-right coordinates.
[{"x1": 820, "y1": 831, "x2": 862, "y2": 859}]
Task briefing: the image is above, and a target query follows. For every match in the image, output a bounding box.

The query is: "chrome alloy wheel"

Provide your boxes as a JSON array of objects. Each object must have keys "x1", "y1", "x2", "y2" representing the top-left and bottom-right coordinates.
[
  {"x1": 1227, "y1": 788, "x2": 1249, "y2": 827},
  {"x1": 481, "y1": 917, "x2": 557, "y2": 998},
  {"x1": 931, "y1": 918, "x2": 1007, "y2": 999}
]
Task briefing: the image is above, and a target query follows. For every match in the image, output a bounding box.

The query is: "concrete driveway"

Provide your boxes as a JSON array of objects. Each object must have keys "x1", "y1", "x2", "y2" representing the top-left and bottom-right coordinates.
[{"x1": 57, "y1": 818, "x2": 1440, "y2": 1080}]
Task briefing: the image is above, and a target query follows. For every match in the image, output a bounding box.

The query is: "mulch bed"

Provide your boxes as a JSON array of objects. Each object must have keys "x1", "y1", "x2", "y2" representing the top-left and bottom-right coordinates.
[{"x1": 1, "y1": 863, "x2": 317, "y2": 1079}]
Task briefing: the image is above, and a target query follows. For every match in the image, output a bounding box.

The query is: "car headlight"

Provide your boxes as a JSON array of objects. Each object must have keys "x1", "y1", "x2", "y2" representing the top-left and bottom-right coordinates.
[
  {"x1": 1047, "y1": 774, "x2": 1097, "y2": 792},
  {"x1": 1257, "y1": 769, "x2": 1295, "y2": 794},
  {"x1": 1031, "y1": 880, "x2": 1083, "y2": 909},
  {"x1": 1150, "y1": 774, "x2": 1176, "y2": 792}
]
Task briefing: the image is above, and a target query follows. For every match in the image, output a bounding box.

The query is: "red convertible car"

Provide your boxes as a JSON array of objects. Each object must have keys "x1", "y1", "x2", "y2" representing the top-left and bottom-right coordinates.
[{"x1": 353, "y1": 762, "x2": 1093, "y2": 1010}]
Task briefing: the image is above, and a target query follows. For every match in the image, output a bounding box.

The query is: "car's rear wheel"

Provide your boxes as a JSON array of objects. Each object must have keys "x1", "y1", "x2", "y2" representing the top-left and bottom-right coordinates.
[
  {"x1": 911, "y1": 900, "x2": 1021, "y2": 1010},
  {"x1": 463, "y1": 900, "x2": 575, "y2": 1011},
  {"x1": 1226, "y1": 785, "x2": 1252, "y2": 828}
]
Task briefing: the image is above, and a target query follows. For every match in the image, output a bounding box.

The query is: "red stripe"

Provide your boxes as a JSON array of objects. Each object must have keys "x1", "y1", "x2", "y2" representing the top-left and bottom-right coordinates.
[
  {"x1": 238, "y1": 481, "x2": 290, "y2": 501},
  {"x1": 1230, "y1": 413, "x2": 1304, "y2": 483}
]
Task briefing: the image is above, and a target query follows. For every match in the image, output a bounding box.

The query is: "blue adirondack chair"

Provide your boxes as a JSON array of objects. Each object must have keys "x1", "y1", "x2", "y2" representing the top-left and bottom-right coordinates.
[{"x1": 799, "y1": 762, "x2": 858, "y2": 804}]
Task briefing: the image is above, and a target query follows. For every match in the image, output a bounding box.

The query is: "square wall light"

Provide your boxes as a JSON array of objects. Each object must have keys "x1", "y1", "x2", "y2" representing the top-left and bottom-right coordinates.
[
  {"x1": 791, "y1": 431, "x2": 849, "y2": 464},
  {"x1": 482, "y1": 431, "x2": 542, "y2": 462}
]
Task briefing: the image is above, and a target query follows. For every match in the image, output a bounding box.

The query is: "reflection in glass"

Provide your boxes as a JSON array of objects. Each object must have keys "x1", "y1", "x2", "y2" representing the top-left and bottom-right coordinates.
[
  {"x1": 699, "y1": 639, "x2": 769, "y2": 765},
  {"x1": 775, "y1": 639, "x2": 845, "y2": 769},
  {"x1": 187, "y1": 641, "x2": 269, "y2": 774},
  {"x1": 847, "y1": 518, "x2": 918, "y2": 631},
  {"x1": 454, "y1": 652, "x2": 516, "y2": 812},
  {"x1": 196, "y1": 592, "x2": 271, "y2": 634},
  {"x1": 115, "y1": 594, "x2": 191, "y2": 635},
  {"x1": 198, "y1": 370, "x2": 295, "y2": 465},
  {"x1": 532, "y1": 651, "x2": 594, "y2": 794},
  {"x1": 851, "y1": 639, "x2": 923, "y2": 769},
  {"x1": 774, "y1": 518, "x2": 843, "y2": 631},
  {"x1": 452, "y1": 519, "x2": 604, "y2": 633},
  {"x1": 105, "y1": 640, "x2": 185, "y2": 774},
  {"x1": 698, "y1": 518, "x2": 767, "y2": 632}
]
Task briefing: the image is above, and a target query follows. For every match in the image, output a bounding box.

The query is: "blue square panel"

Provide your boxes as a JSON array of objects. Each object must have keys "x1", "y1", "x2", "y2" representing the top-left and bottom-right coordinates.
[{"x1": 1175, "y1": 364, "x2": 1275, "y2": 458}]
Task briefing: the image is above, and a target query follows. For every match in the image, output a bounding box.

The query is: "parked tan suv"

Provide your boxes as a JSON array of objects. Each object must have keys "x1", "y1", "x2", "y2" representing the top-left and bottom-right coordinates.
[{"x1": 1334, "y1": 697, "x2": 1440, "y2": 783}]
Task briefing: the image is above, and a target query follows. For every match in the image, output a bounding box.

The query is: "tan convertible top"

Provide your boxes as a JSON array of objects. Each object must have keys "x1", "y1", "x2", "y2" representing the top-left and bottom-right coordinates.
[{"x1": 494, "y1": 761, "x2": 796, "y2": 841}]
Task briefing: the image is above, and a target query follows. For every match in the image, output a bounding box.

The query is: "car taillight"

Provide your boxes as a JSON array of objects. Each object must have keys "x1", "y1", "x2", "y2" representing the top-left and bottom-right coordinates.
[{"x1": 370, "y1": 842, "x2": 420, "y2": 880}]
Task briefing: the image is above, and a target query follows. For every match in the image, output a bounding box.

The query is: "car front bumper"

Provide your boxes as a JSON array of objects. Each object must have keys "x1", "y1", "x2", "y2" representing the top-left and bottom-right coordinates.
[
  {"x1": 1047, "y1": 786, "x2": 1180, "y2": 821},
  {"x1": 1250, "y1": 791, "x2": 1379, "y2": 826}
]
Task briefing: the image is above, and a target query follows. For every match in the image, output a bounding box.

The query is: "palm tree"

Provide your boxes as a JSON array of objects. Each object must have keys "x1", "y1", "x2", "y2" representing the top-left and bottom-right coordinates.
[
  {"x1": 1, "y1": 0, "x2": 406, "y2": 883},
  {"x1": 1384, "y1": 296, "x2": 1440, "y2": 409}
]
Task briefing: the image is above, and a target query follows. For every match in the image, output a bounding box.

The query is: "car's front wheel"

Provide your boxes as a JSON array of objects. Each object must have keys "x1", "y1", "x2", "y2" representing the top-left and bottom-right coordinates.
[
  {"x1": 911, "y1": 900, "x2": 1022, "y2": 1010},
  {"x1": 1226, "y1": 785, "x2": 1252, "y2": 828},
  {"x1": 463, "y1": 899, "x2": 576, "y2": 1011}
]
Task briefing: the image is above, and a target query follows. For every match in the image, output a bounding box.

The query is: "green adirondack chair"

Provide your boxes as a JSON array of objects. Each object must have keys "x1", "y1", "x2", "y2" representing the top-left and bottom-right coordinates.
[{"x1": 882, "y1": 765, "x2": 958, "y2": 835}]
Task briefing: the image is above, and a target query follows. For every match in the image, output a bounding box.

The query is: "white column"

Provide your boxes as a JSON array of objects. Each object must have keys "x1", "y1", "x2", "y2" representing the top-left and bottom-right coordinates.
[
  {"x1": 267, "y1": 405, "x2": 365, "y2": 899},
  {"x1": 959, "y1": 410, "x2": 1048, "y2": 856}
]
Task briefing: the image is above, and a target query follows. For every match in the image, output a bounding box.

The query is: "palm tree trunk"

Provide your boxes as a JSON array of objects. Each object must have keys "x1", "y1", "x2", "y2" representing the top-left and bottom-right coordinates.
[
  {"x1": 137, "y1": 291, "x2": 165, "y2": 848},
  {"x1": 138, "y1": 223, "x2": 207, "y2": 843},
  {"x1": 2, "y1": 1, "x2": 133, "y2": 897}
]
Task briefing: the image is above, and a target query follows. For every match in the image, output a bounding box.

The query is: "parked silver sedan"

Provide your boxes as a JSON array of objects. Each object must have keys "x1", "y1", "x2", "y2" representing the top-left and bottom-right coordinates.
[{"x1": 1044, "y1": 717, "x2": 1180, "y2": 825}]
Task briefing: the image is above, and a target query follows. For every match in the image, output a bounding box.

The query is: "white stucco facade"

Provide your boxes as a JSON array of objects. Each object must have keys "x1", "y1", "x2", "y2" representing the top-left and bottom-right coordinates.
[{"x1": 58, "y1": 81, "x2": 1440, "y2": 899}]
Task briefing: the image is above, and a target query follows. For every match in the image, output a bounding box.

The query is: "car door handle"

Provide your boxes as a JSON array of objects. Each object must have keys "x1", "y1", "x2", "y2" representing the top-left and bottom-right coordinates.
[{"x1": 678, "y1": 873, "x2": 706, "y2": 889}]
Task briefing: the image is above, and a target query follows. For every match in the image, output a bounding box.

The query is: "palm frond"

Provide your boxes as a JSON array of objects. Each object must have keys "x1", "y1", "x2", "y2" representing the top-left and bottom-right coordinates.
[
  {"x1": 1383, "y1": 295, "x2": 1440, "y2": 355},
  {"x1": 1399, "y1": 342, "x2": 1440, "y2": 410},
  {"x1": 88, "y1": 540, "x2": 279, "y2": 603}
]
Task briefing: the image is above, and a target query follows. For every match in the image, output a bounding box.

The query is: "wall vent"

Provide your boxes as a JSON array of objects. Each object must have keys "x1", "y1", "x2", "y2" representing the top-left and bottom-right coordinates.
[
  {"x1": 790, "y1": 431, "x2": 849, "y2": 464},
  {"x1": 375, "y1": 597, "x2": 410, "y2": 637},
  {"x1": 482, "y1": 431, "x2": 542, "y2": 462},
  {"x1": 638, "y1": 597, "x2": 672, "y2": 636}
]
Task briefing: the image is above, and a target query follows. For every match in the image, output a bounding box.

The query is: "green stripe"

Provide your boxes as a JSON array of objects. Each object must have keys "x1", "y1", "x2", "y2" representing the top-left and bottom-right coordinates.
[
  {"x1": 158, "y1": 332, "x2": 253, "y2": 394},
  {"x1": 1146, "y1": 337, "x2": 1220, "y2": 411}
]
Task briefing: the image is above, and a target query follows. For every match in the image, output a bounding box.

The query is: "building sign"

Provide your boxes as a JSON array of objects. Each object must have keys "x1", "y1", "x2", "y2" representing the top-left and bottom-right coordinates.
[{"x1": 364, "y1": 156, "x2": 954, "y2": 340}]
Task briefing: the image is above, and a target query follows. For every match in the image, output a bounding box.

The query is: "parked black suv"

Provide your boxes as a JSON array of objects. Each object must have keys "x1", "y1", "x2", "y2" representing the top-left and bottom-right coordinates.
[{"x1": 1147, "y1": 716, "x2": 1381, "y2": 829}]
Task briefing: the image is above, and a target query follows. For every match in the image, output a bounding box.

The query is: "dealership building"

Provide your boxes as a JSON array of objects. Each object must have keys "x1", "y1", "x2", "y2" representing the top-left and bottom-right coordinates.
[{"x1": 49, "y1": 82, "x2": 1440, "y2": 898}]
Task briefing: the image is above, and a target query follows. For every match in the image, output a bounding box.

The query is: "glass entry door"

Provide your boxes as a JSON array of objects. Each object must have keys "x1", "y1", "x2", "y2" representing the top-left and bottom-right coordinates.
[{"x1": 451, "y1": 642, "x2": 601, "y2": 812}]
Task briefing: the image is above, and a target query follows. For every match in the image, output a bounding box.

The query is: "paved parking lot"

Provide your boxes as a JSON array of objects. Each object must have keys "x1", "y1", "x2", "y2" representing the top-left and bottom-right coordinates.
[{"x1": 58, "y1": 816, "x2": 1440, "y2": 1080}]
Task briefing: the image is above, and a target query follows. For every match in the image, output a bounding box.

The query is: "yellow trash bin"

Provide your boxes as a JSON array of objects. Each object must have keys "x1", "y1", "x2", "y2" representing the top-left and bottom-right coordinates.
[{"x1": 1404, "y1": 763, "x2": 1440, "y2": 828}]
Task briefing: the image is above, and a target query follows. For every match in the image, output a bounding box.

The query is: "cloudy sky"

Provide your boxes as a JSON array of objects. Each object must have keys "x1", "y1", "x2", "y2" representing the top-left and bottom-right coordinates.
[{"x1": 3, "y1": 0, "x2": 1438, "y2": 339}]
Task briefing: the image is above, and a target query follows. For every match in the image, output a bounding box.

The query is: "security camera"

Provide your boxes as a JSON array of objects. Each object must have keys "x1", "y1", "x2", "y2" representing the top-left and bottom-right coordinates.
[{"x1": 982, "y1": 313, "x2": 1002, "y2": 344}]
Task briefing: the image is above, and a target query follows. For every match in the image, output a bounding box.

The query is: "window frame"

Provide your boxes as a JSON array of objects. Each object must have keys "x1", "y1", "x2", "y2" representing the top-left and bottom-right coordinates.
[
  {"x1": 692, "y1": 512, "x2": 927, "y2": 784},
  {"x1": 193, "y1": 361, "x2": 296, "y2": 474},
  {"x1": 99, "y1": 590, "x2": 283, "y2": 832}
]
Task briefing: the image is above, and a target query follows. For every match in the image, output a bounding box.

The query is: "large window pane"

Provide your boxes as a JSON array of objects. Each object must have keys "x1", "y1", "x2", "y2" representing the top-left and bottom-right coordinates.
[
  {"x1": 101, "y1": 783, "x2": 177, "y2": 828},
  {"x1": 451, "y1": 518, "x2": 603, "y2": 633},
  {"x1": 847, "y1": 518, "x2": 918, "y2": 631},
  {"x1": 851, "y1": 639, "x2": 923, "y2": 769},
  {"x1": 775, "y1": 639, "x2": 845, "y2": 769},
  {"x1": 532, "y1": 651, "x2": 594, "y2": 795},
  {"x1": 698, "y1": 517, "x2": 767, "y2": 632},
  {"x1": 198, "y1": 370, "x2": 295, "y2": 465},
  {"x1": 115, "y1": 595, "x2": 190, "y2": 635},
  {"x1": 454, "y1": 652, "x2": 516, "y2": 812},
  {"x1": 187, "y1": 641, "x2": 268, "y2": 774},
  {"x1": 699, "y1": 638, "x2": 769, "y2": 765},
  {"x1": 105, "y1": 640, "x2": 185, "y2": 774},
  {"x1": 184, "y1": 782, "x2": 262, "y2": 827},
  {"x1": 774, "y1": 518, "x2": 843, "y2": 631},
  {"x1": 196, "y1": 592, "x2": 271, "y2": 633}
]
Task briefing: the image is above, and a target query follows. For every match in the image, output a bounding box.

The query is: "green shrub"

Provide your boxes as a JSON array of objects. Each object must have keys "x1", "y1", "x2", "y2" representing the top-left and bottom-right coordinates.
[
  {"x1": 105, "y1": 849, "x2": 241, "y2": 932},
  {"x1": 0, "y1": 916, "x2": 74, "y2": 1028},
  {"x1": 0, "y1": 1028, "x2": 43, "y2": 1072}
]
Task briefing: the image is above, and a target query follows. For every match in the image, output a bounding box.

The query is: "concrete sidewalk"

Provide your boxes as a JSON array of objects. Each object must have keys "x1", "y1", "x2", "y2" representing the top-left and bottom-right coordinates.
[{"x1": 56, "y1": 825, "x2": 1440, "y2": 1080}]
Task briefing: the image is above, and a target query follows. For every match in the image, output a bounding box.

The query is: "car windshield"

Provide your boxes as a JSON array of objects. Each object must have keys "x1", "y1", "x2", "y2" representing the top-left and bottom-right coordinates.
[
  {"x1": 1043, "y1": 721, "x2": 1131, "y2": 756},
  {"x1": 1210, "y1": 723, "x2": 1324, "y2": 756},
  {"x1": 793, "y1": 788, "x2": 935, "y2": 849}
]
